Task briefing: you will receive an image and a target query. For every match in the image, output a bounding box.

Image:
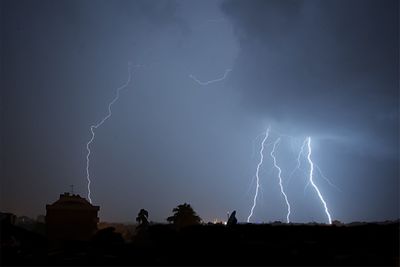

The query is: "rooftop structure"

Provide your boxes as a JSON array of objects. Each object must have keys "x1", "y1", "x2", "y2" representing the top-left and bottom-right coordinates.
[{"x1": 46, "y1": 193, "x2": 100, "y2": 241}]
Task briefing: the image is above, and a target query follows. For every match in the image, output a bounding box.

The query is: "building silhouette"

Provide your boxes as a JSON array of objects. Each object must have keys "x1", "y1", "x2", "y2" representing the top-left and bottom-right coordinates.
[
  {"x1": 0, "y1": 212, "x2": 16, "y2": 226},
  {"x1": 46, "y1": 192, "x2": 99, "y2": 241}
]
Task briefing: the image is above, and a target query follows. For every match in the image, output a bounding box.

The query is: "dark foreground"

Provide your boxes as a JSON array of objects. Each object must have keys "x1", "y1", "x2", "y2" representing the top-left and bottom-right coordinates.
[{"x1": 1, "y1": 222, "x2": 399, "y2": 266}]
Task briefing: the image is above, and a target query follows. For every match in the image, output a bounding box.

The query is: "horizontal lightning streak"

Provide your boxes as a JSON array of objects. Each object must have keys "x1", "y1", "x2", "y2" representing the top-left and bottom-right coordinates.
[{"x1": 189, "y1": 69, "x2": 232, "y2": 86}]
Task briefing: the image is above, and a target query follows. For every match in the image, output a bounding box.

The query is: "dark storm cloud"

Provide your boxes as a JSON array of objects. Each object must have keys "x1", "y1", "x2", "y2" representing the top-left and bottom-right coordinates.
[
  {"x1": 222, "y1": 0, "x2": 398, "y2": 155},
  {"x1": 1, "y1": 0, "x2": 185, "y2": 218},
  {"x1": 1, "y1": 0, "x2": 398, "y2": 223}
]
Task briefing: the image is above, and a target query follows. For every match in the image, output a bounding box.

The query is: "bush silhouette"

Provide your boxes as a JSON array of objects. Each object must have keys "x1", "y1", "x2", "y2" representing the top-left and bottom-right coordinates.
[
  {"x1": 166, "y1": 203, "x2": 202, "y2": 229},
  {"x1": 136, "y1": 209, "x2": 149, "y2": 227}
]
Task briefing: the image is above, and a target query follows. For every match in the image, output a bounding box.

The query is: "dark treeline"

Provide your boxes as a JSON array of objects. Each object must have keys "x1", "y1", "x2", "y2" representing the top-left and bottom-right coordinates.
[{"x1": 1, "y1": 215, "x2": 399, "y2": 266}]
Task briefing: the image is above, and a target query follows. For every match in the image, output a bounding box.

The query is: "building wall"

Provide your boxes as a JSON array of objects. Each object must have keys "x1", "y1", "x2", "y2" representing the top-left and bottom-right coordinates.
[{"x1": 45, "y1": 195, "x2": 99, "y2": 241}]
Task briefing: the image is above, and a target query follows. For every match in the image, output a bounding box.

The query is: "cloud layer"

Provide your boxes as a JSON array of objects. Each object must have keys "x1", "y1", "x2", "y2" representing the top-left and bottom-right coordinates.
[{"x1": 222, "y1": 0, "x2": 398, "y2": 154}]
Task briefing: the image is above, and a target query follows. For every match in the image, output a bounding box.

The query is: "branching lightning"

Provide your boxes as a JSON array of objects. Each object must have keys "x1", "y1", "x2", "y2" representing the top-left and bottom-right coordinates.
[
  {"x1": 189, "y1": 69, "x2": 232, "y2": 86},
  {"x1": 271, "y1": 138, "x2": 291, "y2": 223},
  {"x1": 315, "y1": 164, "x2": 342, "y2": 192},
  {"x1": 251, "y1": 131, "x2": 270, "y2": 158},
  {"x1": 306, "y1": 137, "x2": 332, "y2": 224},
  {"x1": 85, "y1": 63, "x2": 133, "y2": 204},
  {"x1": 247, "y1": 127, "x2": 270, "y2": 223},
  {"x1": 304, "y1": 164, "x2": 342, "y2": 193},
  {"x1": 287, "y1": 138, "x2": 308, "y2": 186}
]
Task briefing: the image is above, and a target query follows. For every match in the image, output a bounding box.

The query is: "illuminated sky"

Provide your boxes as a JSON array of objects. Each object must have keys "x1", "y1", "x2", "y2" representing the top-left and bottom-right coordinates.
[{"x1": 2, "y1": 0, "x2": 398, "y2": 223}]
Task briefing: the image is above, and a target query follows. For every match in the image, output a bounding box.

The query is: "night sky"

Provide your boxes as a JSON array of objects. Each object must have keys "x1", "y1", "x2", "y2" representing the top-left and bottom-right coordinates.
[{"x1": 2, "y1": 0, "x2": 399, "y2": 224}]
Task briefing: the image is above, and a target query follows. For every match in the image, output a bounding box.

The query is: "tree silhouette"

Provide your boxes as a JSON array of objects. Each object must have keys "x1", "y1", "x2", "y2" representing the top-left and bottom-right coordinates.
[
  {"x1": 136, "y1": 209, "x2": 149, "y2": 227},
  {"x1": 227, "y1": 210, "x2": 237, "y2": 226},
  {"x1": 167, "y1": 203, "x2": 202, "y2": 228}
]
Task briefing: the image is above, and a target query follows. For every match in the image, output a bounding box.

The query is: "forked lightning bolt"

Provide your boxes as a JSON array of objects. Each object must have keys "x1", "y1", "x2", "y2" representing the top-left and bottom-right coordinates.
[
  {"x1": 247, "y1": 127, "x2": 270, "y2": 223},
  {"x1": 85, "y1": 63, "x2": 133, "y2": 204},
  {"x1": 189, "y1": 69, "x2": 232, "y2": 86},
  {"x1": 271, "y1": 138, "x2": 291, "y2": 223},
  {"x1": 315, "y1": 164, "x2": 342, "y2": 192},
  {"x1": 287, "y1": 138, "x2": 308, "y2": 186},
  {"x1": 304, "y1": 164, "x2": 342, "y2": 193},
  {"x1": 306, "y1": 137, "x2": 332, "y2": 224}
]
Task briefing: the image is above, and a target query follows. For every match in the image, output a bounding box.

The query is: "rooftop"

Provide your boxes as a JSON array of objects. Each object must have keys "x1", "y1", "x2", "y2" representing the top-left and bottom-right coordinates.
[{"x1": 46, "y1": 193, "x2": 99, "y2": 210}]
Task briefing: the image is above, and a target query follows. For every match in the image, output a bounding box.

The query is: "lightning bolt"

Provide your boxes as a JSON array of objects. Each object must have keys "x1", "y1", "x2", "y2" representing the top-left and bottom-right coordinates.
[
  {"x1": 85, "y1": 63, "x2": 133, "y2": 204},
  {"x1": 304, "y1": 163, "x2": 342, "y2": 193},
  {"x1": 251, "y1": 132, "x2": 268, "y2": 158},
  {"x1": 247, "y1": 127, "x2": 270, "y2": 223},
  {"x1": 189, "y1": 69, "x2": 232, "y2": 86},
  {"x1": 315, "y1": 164, "x2": 342, "y2": 192},
  {"x1": 287, "y1": 138, "x2": 308, "y2": 186},
  {"x1": 306, "y1": 137, "x2": 332, "y2": 224},
  {"x1": 270, "y1": 138, "x2": 291, "y2": 223}
]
